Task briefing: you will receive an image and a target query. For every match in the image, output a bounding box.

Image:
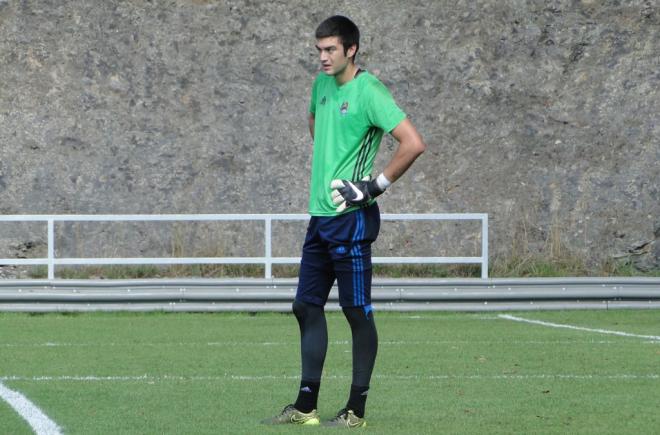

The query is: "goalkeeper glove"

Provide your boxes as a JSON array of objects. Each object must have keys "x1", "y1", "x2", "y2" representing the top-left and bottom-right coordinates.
[{"x1": 330, "y1": 173, "x2": 392, "y2": 213}]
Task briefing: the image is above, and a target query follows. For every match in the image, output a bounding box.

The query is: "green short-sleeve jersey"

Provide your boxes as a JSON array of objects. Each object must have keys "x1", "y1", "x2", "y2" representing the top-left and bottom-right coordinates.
[{"x1": 308, "y1": 71, "x2": 406, "y2": 216}]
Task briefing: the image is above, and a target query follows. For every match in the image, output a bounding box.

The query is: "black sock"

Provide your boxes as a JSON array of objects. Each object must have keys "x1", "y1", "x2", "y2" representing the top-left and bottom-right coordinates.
[
  {"x1": 291, "y1": 300, "x2": 327, "y2": 413},
  {"x1": 346, "y1": 384, "x2": 369, "y2": 418},
  {"x1": 292, "y1": 300, "x2": 328, "y2": 381},
  {"x1": 342, "y1": 306, "x2": 378, "y2": 418},
  {"x1": 342, "y1": 306, "x2": 378, "y2": 385},
  {"x1": 294, "y1": 380, "x2": 321, "y2": 413}
]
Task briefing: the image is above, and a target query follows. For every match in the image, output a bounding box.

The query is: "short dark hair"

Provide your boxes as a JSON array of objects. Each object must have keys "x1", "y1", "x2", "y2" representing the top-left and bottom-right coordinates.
[{"x1": 315, "y1": 15, "x2": 360, "y2": 60}]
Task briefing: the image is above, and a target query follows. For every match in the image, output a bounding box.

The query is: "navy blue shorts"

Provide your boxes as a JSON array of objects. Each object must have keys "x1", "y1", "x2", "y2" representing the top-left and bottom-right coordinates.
[{"x1": 296, "y1": 203, "x2": 380, "y2": 308}]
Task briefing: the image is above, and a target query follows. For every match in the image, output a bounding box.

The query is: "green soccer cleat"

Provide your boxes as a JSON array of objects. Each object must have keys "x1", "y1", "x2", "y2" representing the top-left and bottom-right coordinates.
[
  {"x1": 323, "y1": 408, "x2": 367, "y2": 428},
  {"x1": 261, "y1": 404, "x2": 320, "y2": 425}
]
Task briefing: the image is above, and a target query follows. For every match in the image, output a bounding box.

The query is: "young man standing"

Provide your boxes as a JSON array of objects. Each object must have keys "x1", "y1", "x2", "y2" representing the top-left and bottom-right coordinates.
[{"x1": 263, "y1": 15, "x2": 426, "y2": 428}]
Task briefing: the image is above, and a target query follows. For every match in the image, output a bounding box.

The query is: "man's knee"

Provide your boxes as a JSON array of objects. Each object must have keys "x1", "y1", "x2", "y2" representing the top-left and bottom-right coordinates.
[
  {"x1": 293, "y1": 300, "x2": 324, "y2": 322},
  {"x1": 342, "y1": 305, "x2": 376, "y2": 327}
]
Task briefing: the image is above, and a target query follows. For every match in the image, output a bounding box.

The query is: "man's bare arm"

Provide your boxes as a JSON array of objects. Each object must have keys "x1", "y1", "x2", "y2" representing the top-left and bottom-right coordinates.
[
  {"x1": 381, "y1": 118, "x2": 426, "y2": 183},
  {"x1": 309, "y1": 113, "x2": 315, "y2": 140},
  {"x1": 329, "y1": 118, "x2": 426, "y2": 212}
]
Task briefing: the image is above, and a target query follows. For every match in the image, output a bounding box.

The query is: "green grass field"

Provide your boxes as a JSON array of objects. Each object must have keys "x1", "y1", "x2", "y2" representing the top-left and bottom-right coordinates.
[{"x1": 0, "y1": 310, "x2": 658, "y2": 434}]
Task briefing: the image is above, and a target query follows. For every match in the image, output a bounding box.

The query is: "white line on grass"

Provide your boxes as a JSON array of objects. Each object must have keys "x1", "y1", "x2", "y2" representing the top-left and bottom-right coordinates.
[
  {"x1": 0, "y1": 339, "x2": 638, "y2": 348},
  {"x1": 0, "y1": 381, "x2": 62, "y2": 435},
  {"x1": 0, "y1": 374, "x2": 657, "y2": 382},
  {"x1": 499, "y1": 314, "x2": 660, "y2": 342}
]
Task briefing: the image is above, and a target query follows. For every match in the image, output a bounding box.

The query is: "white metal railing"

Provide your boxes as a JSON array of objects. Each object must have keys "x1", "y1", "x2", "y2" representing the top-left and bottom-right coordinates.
[{"x1": 0, "y1": 213, "x2": 489, "y2": 279}]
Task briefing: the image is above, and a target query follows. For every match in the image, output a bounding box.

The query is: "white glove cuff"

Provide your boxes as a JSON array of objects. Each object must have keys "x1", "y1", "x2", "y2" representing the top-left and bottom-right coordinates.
[{"x1": 375, "y1": 173, "x2": 392, "y2": 191}]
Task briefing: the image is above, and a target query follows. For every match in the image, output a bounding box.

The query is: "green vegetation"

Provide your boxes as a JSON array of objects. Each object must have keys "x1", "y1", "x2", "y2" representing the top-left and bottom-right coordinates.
[
  {"x1": 0, "y1": 310, "x2": 658, "y2": 434},
  {"x1": 489, "y1": 254, "x2": 660, "y2": 278},
  {"x1": 22, "y1": 258, "x2": 659, "y2": 280}
]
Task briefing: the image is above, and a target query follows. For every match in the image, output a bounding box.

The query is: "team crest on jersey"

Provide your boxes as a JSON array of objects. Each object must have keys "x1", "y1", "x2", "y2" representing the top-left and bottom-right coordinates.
[
  {"x1": 320, "y1": 96, "x2": 326, "y2": 105},
  {"x1": 339, "y1": 101, "x2": 349, "y2": 116}
]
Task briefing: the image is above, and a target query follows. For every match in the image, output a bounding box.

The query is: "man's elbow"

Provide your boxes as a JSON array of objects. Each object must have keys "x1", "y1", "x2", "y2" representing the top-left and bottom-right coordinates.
[{"x1": 410, "y1": 137, "x2": 426, "y2": 157}]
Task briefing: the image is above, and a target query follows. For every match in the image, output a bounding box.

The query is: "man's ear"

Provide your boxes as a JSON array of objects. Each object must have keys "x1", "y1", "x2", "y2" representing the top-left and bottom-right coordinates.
[{"x1": 346, "y1": 44, "x2": 357, "y2": 59}]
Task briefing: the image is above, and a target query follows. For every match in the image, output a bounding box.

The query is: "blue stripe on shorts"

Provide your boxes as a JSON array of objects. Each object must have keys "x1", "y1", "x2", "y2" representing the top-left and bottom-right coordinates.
[{"x1": 351, "y1": 209, "x2": 365, "y2": 306}]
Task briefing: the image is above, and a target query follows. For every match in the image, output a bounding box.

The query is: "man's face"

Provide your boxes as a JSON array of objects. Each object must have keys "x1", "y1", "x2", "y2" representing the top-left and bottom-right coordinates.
[{"x1": 315, "y1": 36, "x2": 355, "y2": 76}]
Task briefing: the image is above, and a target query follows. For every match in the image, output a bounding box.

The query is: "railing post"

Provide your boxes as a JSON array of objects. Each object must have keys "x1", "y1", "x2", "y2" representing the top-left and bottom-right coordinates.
[
  {"x1": 48, "y1": 219, "x2": 55, "y2": 280},
  {"x1": 481, "y1": 215, "x2": 489, "y2": 279},
  {"x1": 264, "y1": 217, "x2": 272, "y2": 279}
]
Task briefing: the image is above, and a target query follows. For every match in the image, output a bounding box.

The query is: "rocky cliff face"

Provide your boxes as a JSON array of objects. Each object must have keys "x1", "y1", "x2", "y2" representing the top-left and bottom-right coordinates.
[{"x1": 0, "y1": 0, "x2": 657, "y2": 271}]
